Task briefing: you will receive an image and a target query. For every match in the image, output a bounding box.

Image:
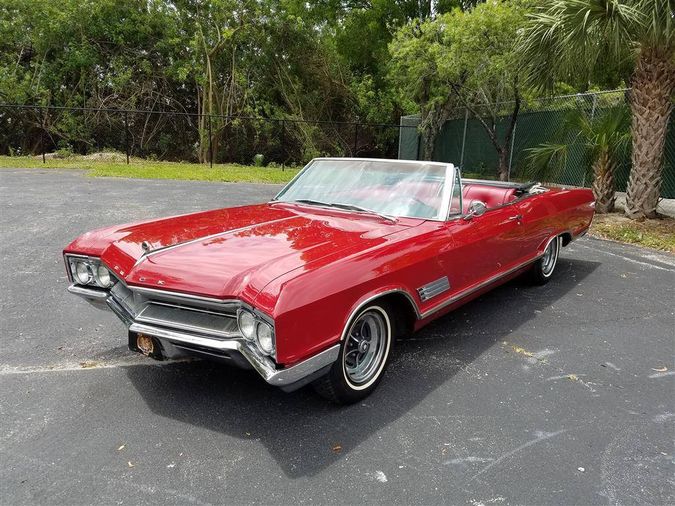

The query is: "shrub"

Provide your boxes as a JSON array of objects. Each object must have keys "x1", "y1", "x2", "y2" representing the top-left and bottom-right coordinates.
[{"x1": 253, "y1": 153, "x2": 265, "y2": 167}]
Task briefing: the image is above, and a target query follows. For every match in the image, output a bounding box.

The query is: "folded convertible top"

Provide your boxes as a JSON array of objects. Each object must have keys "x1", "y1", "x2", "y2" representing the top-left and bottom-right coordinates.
[{"x1": 462, "y1": 178, "x2": 537, "y2": 195}]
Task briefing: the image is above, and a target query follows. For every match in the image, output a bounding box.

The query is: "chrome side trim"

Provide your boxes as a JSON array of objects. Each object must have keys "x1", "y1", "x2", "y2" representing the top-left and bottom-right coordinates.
[
  {"x1": 419, "y1": 255, "x2": 541, "y2": 319},
  {"x1": 337, "y1": 254, "x2": 544, "y2": 331},
  {"x1": 128, "y1": 322, "x2": 340, "y2": 387},
  {"x1": 417, "y1": 276, "x2": 450, "y2": 301},
  {"x1": 340, "y1": 288, "x2": 422, "y2": 341},
  {"x1": 67, "y1": 284, "x2": 108, "y2": 302}
]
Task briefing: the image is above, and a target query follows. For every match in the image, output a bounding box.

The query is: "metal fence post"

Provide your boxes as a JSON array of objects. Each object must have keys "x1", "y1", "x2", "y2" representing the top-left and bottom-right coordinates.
[
  {"x1": 208, "y1": 114, "x2": 213, "y2": 168},
  {"x1": 353, "y1": 123, "x2": 358, "y2": 156},
  {"x1": 41, "y1": 107, "x2": 46, "y2": 163},
  {"x1": 459, "y1": 108, "x2": 469, "y2": 170},
  {"x1": 416, "y1": 129, "x2": 422, "y2": 160},
  {"x1": 280, "y1": 119, "x2": 285, "y2": 170},
  {"x1": 124, "y1": 110, "x2": 130, "y2": 164},
  {"x1": 507, "y1": 120, "x2": 517, "y2": 181}
]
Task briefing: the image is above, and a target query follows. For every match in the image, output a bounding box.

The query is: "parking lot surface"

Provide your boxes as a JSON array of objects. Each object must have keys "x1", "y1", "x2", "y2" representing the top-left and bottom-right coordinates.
[{"x1": 1, "y1": 168, "x2": 674, "y2": 505}]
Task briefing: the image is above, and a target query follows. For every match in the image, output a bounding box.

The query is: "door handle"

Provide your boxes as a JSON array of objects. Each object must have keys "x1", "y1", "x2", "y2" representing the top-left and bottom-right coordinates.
[{"x1": 508, "y1": 214, "x2": 523, "y2": 222}]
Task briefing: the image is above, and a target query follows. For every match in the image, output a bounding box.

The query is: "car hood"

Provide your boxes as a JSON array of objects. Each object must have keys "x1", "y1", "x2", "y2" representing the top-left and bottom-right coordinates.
[{"x1": 68, "y1": 203, "x2": 421, "y2": 301}]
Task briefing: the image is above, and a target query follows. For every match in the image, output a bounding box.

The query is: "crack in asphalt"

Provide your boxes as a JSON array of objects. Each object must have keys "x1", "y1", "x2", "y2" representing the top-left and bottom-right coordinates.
[{"x1": 0, "y1": 357, "x2": 191, "y2": 375}]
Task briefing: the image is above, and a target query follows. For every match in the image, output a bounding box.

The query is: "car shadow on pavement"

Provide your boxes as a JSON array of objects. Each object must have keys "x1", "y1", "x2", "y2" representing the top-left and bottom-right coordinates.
[{"x1": 125, "y1": 256, "x2": 599, "y2": 479}]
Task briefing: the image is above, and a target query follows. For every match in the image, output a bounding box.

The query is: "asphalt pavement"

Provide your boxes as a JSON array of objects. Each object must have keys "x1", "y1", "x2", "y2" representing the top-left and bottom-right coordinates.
[{"x1": 1, "y1": 168, "x2": 674, "y2": 505}]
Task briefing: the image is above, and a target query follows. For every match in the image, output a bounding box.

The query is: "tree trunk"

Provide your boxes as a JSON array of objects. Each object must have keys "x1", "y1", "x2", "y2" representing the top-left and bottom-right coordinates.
[
  {"x1": 497, "y1": 148, "x2": 509, "y2": 181},
  {"x1": 625, "y1": 47, "x2": 675, "y2": 219},
  {"x1": 591, "y1": 149, "x2": 616, "y2": 213},
  {"x1": 421, "y1": 124, "x2": 436, "y2": 161},
  {"x1": 419, "y1": 100, "x2": 454, "y2": 161}
]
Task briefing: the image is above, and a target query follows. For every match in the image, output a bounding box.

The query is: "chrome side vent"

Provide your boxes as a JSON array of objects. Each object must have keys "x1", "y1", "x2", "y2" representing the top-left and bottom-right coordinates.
[{"x1": 417, "y1": 276, "x2": 450, "y2": 302}]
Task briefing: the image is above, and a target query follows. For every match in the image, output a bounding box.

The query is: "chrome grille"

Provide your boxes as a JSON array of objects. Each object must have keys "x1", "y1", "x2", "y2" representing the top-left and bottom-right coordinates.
[
  {"x1": 109, "y1": 282, "x2": 241, "y2": 339},
  {"x1": 136, "y1": 301, "x2": 238, "y2": 338}
]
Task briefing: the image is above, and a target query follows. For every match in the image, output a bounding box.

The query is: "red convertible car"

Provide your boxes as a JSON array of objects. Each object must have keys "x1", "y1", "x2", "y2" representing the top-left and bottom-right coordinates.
[{"x1": 64, "y1": 158, "x2": 594, "y2": 403}]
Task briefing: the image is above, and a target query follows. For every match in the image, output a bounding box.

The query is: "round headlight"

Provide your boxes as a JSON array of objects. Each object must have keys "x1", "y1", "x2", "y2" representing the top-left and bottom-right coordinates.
[
  {"x1": 256, "y1": 321, "x2": 274, "y2": 355},
  {"x1": 75, "y1": 261, "x2": 92, "y2": 284},
  {"x1": 237, "y1": 310, "x2": 256, "y2": 340},
  {"x1": 95, "y1": 265, "x2": 112, "y2": 287}
]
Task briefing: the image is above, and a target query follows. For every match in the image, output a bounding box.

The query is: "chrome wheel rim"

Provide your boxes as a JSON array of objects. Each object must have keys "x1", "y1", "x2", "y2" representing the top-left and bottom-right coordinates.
[
  {"x1": 344, "y1": 310, "x2": 387, "y2": 385},
  {"x1": 542, "y1": 237, "x2": 559, "y2": 276}
]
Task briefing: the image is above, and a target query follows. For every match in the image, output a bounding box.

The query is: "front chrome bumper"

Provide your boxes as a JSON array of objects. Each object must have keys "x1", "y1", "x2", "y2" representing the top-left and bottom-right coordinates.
[{"x1": 68, "y1": 284, "x2": 340, "y2": 390}]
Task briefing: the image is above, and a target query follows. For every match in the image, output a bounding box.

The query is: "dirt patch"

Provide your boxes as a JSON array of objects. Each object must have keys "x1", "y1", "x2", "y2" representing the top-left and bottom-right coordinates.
[
  {"x1": 34, "y1": 151, "x2": 128, "y2": 162},
  {"x1": 33, "y1": 152, "x2": 67, "y2": 160},
  {"x1": 80, "y1": 151, "x2": 128, "y2": 161},
  {"x1": 590, "y1": 213, "x2": 675, "y2": 253}
]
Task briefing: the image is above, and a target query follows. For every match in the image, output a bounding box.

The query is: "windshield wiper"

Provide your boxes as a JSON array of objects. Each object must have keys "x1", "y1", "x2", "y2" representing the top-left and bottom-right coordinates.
[
  {"x1": 288, "y1": 198, "x2": 332, "y2": 207},
  {"x1": 288, "y1": 199, "x2": 397, "y2": 223},
  {"x1": 328, "y1": 202, "x2": 398, "y2": 223}
]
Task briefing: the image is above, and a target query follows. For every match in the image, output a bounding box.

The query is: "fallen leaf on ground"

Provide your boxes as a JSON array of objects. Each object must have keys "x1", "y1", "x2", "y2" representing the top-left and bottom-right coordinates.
[
  {"x1": 117, "y1": 444, "x2": 125, "y2": 451},
  {"x1": 503, "y1": 342, "x2": 534, "y2": 357},
  {"x1": 127, "y1": 461, "x2": 134, "y2": 468},
  {"x1": 332, "y1": 444, "x2": 342, "y2": 454}
]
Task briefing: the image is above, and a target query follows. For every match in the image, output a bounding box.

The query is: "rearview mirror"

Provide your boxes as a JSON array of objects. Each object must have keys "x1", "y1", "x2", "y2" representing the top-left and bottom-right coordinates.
[{"x1": 464, "y1": 201, "x2": 487, "y2": 220}]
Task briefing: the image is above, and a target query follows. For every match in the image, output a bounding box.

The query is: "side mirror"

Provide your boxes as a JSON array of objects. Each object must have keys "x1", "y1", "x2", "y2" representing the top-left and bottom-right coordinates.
[{"x1": 464, "y1": 201, "x2": 487, "y2": 220}]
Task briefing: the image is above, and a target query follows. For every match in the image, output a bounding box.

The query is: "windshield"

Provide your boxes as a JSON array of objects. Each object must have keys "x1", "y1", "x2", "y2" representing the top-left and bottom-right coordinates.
[{"x1": 275, "y1": 159, "x2": 453, "y2": 220}]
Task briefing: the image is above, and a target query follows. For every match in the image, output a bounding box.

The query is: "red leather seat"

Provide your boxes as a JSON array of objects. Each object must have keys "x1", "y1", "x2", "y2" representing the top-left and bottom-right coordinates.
[{"x1": 462, "y1": 184, "x2": 517, "y2": 213}]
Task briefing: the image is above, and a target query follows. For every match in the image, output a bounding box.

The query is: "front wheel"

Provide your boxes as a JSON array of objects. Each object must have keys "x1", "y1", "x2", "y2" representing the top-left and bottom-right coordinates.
[
  {"x1": 312, "y1": 303, "x2": 394, "y2": 404},
  {"x1": 529, "y1": 236, "x2": 561, "y2": 285}
]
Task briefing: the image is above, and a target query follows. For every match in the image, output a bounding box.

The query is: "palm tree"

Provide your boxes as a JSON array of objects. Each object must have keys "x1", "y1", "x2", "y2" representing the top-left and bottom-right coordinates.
[
  {"x1": 522, "y1": 0, "x2": 674, "y2": 219},
  {"x1": 525, "y1": 106, "x2": 631, "y2": 213}
]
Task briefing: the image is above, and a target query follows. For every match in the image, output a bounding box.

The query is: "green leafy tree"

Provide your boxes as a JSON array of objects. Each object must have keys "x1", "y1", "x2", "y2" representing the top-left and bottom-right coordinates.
[
  {"x1": 390, "y1": 1, "x2": 531, "y2": 179},
  {"x1": 522, "y1": 0, "x2": 674, "y2": 219}
]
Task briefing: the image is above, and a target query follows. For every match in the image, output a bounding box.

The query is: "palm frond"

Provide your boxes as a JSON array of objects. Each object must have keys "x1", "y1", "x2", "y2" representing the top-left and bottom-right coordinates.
[
  {"x1": 637, "y1": 0, "x2": 674, "y2": 49},
  {"x1": 524, "y1": 143, "x2": 570, "y2": 181},
  {"x1": 590, "y1": 105, "x2": 631, "y2": 157},
  {"x1": 521, "y1": 0, "x2": 641, "y2": 89}
]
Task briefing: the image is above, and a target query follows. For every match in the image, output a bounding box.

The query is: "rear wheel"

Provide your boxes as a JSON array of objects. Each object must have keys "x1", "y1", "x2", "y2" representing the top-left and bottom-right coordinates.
[
  {"x1": 530, "y1": 236, "x2": 561, "y2": 285},
  {"x1": 312, "y1": 303, "x2": 394, "y2": 404}
]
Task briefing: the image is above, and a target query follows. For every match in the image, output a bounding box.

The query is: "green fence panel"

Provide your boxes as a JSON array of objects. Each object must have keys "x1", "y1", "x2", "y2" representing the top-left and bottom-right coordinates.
[
  {"x1": 432, "y1": 116, "x2": 465, "y2": 168},
  {"x1": 399, "y1": 89, "x2": 675, "y2": 198},
  {"x1": 398, "y1": 115, "x2": 420, "y2": 160}
]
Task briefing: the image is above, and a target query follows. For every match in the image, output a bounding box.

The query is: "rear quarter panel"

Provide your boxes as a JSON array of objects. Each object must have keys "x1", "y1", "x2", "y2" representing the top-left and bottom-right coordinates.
[{"x1": 518, "y1": 187, "x2": 595, "y2": 253}]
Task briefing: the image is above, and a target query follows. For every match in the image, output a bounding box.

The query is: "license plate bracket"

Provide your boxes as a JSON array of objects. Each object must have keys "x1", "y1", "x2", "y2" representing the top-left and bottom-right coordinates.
[{"x1": 128, "y1": 331, "x2": 165, "y2": 360}]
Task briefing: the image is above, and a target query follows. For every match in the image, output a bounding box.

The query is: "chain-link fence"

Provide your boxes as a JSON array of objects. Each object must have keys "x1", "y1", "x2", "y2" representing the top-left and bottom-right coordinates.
[
  {"x1": 399, "y1": 89, "x2": 675, "y2": 198},
  {"x1": 0, "y1": 104, "x2": 414, "y2": 167}
]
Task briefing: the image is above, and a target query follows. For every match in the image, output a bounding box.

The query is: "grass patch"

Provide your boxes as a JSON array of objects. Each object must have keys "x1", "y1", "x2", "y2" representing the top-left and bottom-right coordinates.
[
  {"x1": 0, "y1": 154, "x2": 299, "y2": 184},
  {"x1": 590, "y1": 213, "x2": 675, "y2": 253}
]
